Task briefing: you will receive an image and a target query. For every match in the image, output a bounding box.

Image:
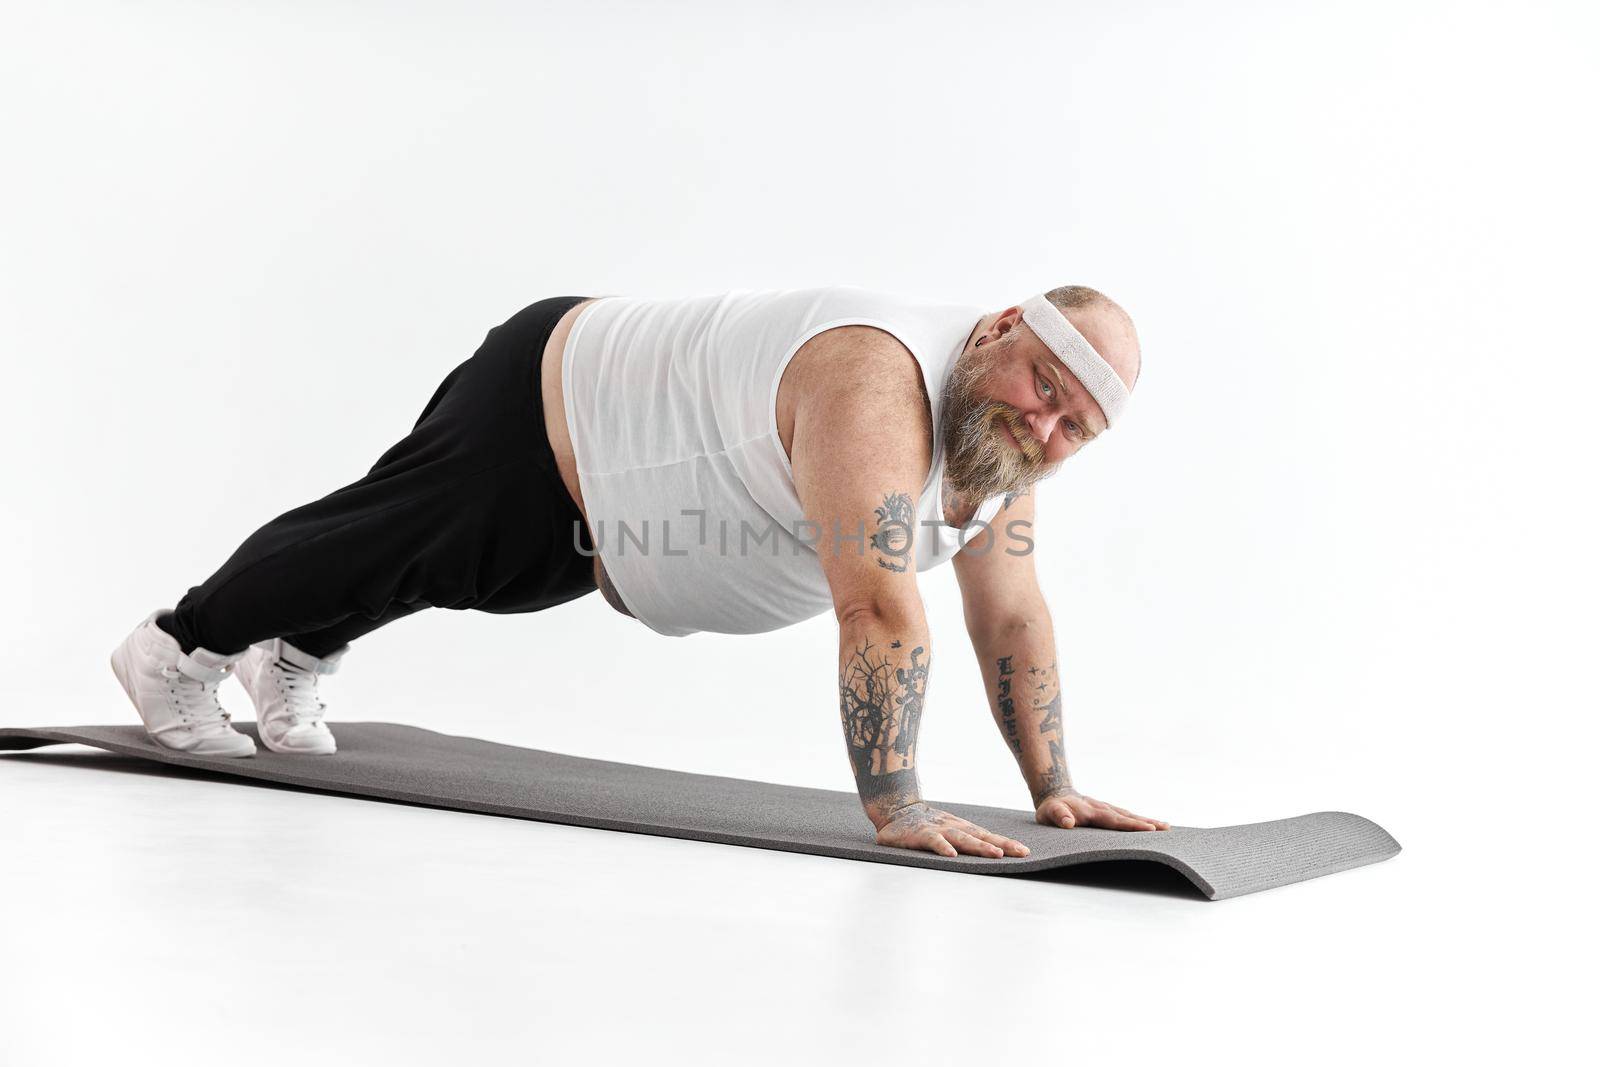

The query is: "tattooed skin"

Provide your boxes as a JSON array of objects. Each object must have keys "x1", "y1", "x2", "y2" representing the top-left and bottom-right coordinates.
[
  {"x1": 995, "y1": 656, "x2": 1024, "y2": 759},
  {"x1": 1030, "y1": 662, "x2": 1071, "y2": 800},
  {"x1": 1002, "y1": 484, "x2": 1031, "y2": 510},
  {"x1": 990, "y1": 657, "x2": 1071, "y2": 803},
  {"x1": 877, "y1": 802, "x2": 944, "y2": 834},
  {"x1": 839, "y1": 639, "x2": 930, "y2": 820},
  {"x1": 870, "y1": 492, "x2": 916, "y2": 572}
]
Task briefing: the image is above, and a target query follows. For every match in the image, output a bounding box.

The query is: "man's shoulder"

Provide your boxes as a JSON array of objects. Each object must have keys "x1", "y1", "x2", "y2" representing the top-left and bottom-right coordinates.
[
  {"x1": 774, "y1": 325, "x2": 932, "y2": 469},
  {"x1": 785, "y1": 323, "x2": 928, "y2": 405}
]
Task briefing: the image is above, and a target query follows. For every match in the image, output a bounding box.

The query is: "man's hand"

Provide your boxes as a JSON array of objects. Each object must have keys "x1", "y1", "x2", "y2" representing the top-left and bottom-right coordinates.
[
  {"x1": 875, "y1": 801, "x2": 1031, "y2": 859},
  {"x1": 1035, "y1": 789, "x2": 1170, "y2": 832}
]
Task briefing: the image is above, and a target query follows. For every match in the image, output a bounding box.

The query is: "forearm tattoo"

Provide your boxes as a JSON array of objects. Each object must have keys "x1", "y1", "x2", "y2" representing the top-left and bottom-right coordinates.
[
  {"x1": 996, "y1": 656, "x2": 1024, "y2": 759},
  {"x1": 1031, "y1": 661, "x2": 1070, "y2": 798},
  {"x1": 839, "y1": 639, "x2": 930, "y2": 819},
  {"x1": 991, "y1": 657, "x2": 1072, "y2": 802},
  {"x1": 870, "y1": 492, "x2": 915, "y2": 573}
]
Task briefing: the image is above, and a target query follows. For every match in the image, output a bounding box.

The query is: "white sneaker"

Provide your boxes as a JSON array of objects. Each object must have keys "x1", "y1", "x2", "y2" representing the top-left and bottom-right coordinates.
[
  {"x1": 110, "y1": 610, "x2": 256, "y2": 758},
  {"x1": 236, "y1": 637, "x2": 344, "y2": 755}
]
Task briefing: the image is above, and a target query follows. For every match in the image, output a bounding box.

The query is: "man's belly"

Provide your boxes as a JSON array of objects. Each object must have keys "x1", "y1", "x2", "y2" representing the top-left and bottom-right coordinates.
[{"x1": 538, "y1": 297, "x2": 634, "y2": 618}]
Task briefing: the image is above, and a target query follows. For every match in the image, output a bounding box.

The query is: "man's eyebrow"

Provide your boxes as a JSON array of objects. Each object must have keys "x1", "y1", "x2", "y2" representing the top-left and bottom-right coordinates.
[
  {"x1": 1040, "y1": 354, "x2": 1105, "y2": 438},
  {"x1": 1039, "y1": 355, "x2": 1069, "y2": 397}
]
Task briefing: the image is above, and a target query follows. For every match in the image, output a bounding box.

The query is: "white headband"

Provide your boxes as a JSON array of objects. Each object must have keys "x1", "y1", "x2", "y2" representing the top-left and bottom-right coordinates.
[{"x1": 1019, "y1": 293, "x2": 1131, "y2": 427}]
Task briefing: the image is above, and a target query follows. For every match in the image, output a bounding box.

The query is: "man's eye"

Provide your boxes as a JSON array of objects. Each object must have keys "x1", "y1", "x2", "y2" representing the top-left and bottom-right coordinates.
[{"x1": 1039, "y1": 376, "x2": 1054, "y2": 399}]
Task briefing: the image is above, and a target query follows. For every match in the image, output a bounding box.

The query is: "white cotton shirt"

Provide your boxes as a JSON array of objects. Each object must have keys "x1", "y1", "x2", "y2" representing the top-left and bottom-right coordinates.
[{"x1": 561, "y1": 285, "x2": 1003, "y2": 637}]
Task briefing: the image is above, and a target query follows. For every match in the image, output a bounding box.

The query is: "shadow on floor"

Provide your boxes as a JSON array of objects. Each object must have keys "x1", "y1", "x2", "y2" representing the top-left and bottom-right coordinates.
[{"x1": 1013, "y1": 859, "x2": 1205, "y2": 899}]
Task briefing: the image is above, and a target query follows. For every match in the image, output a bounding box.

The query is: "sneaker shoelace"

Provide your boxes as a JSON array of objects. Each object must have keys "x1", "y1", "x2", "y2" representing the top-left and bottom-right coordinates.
[
  {"x1": 269, "y1": 659, "x2": 327, "y2": 727},
  {"x1": 153, "y1": 665, "x2": 237, "y2": 738}
]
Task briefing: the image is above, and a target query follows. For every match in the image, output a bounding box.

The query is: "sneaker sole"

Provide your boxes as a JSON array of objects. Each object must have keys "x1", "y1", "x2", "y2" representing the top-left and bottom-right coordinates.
[{"x1": 260, "y1": 735, "x2": 338, "y2": 756}]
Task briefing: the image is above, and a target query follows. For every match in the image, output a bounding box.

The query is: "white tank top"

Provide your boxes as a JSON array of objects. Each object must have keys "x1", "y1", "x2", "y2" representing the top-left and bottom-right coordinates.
[{"x1": 561, "y1": 285, "x2": 1002, "y2": 637}]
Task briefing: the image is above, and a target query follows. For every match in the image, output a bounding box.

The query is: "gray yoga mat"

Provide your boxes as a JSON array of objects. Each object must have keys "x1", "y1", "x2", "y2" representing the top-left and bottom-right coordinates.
[{"x1": 0, "y1": 723, "x2": 1399, "y2": 900}]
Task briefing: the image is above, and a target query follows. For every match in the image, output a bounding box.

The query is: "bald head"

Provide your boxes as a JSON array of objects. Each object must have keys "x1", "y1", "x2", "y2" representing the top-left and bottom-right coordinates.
[{"x1": 1041, "y1": 285, "x2": 1142, "y2": 391}]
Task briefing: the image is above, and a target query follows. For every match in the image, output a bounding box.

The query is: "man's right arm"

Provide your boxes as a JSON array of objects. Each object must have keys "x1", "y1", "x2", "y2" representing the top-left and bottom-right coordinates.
[{"x1": 787, "y1": 330, "x2": 1029, "y2": 860}]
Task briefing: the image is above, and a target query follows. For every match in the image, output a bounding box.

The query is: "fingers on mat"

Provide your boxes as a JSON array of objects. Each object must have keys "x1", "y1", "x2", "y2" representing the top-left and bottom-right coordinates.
[{"x1": 945, "y1": 829, "x2": 1004, "y2": 858}]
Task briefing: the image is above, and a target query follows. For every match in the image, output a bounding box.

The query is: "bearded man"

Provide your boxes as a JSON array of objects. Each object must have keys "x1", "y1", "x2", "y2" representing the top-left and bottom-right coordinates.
[{"x1": 110, "y1": 284, "x2": 1169, "y2": 858}]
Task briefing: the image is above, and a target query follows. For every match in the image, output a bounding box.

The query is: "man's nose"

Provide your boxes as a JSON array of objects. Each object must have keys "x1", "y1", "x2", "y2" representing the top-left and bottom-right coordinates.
[
  {"x1": 1025, "y1": 410, "x2": 1058, "y2": 444},
  {"x1": 1025, "y1": 410, "x2": 1074, "y2": 463}
]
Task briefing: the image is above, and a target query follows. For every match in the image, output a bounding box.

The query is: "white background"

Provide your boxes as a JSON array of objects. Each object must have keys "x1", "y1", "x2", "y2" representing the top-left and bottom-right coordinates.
[{"x1": 2, "y1": 1, "x2": 1595, "y2": 1063}]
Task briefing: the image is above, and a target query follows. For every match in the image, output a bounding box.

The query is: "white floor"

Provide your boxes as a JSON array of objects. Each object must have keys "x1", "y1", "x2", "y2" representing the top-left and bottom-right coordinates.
[{"x1": 0, "y1": 737, "x2": 1573, "y2": 1067}]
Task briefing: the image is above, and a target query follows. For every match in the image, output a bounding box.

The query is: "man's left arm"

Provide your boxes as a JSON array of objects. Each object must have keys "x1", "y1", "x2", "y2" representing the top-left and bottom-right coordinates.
[{"x1": 951, "y1": 488, "x2": 1169, "y2": 831}]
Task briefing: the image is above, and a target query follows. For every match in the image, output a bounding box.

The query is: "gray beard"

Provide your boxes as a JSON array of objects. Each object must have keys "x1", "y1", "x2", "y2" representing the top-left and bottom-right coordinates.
[{"x1": 939, "y1": 342, "x2": 1049, "y2": 503}]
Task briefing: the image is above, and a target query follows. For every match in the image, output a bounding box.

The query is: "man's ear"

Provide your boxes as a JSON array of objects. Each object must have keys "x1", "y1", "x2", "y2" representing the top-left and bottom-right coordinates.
[{"x1": 991, "y1": 306, "x2": 1025, "y2": 339}]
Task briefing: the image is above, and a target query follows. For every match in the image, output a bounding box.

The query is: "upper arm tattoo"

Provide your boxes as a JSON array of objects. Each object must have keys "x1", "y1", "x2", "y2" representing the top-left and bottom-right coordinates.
[{"x1": 870, "y1": 491, "x2": 915, "y2": 572}]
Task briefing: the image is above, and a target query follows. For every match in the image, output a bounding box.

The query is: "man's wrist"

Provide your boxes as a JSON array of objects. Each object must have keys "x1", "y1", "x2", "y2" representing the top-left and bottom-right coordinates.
[
  {"x1": 859, "y1": 768, "x2": 923, "y2": 829},
  {"x1": 1032, "y1": 783, "x2": 1080, "y2": 808},
  {"x1": 865, "y1": 796, "x2": 928, "y2": 830}
]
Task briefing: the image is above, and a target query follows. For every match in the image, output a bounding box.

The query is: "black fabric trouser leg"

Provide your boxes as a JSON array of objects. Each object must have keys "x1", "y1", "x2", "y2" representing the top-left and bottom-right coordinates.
[{"x1": 163, "y1": 295, "x2": 598, "y2": 658}]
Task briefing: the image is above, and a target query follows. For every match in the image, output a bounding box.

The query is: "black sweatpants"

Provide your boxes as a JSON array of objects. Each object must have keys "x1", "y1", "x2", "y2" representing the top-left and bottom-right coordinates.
[{"x1": 163, "y1": 295, "x2": 598, "y2": 658}]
